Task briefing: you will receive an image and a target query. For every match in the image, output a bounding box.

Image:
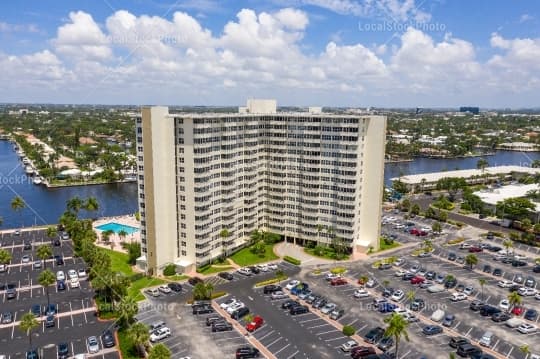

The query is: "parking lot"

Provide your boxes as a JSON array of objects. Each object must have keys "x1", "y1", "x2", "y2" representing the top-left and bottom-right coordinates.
[{"x1": 0, "y1": 229, "x2": 119, "y2": 358}]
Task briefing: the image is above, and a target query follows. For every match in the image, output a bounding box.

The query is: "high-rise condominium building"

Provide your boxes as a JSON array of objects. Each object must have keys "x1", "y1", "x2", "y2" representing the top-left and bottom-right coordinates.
[{"x1": 136, "y1": 100, "x2": 386, "y2": 274}]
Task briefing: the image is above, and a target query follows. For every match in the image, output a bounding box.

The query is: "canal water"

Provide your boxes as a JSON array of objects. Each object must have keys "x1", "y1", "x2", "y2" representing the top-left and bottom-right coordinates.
[{"x1": 1, "y1": 139, "x2": 540, "y2": 228}]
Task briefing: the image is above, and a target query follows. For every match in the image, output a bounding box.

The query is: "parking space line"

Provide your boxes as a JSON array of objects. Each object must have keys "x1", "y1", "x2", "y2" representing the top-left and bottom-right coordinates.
[
  {"x1": 324, "y1": 336, "x2": 345, "y2": 342},
  {"x1": 506, "y1": 346, "x2": 513, "y2": 357},
  {"x1": 298, "y1": 318, "x2": 322, "y2": 324},
  {"x1": 69, "y1": 302, "x2": 74, "y2": 326},
  {"x1": 316, "y1": 330, "x2": 337, "y2": 336},
  {"x1": 307, "y1": 323, "x2": 331, "y2": 329},
  {"x1": 257, "y1": 330, "x2": 275, "y2": 341},
  {"x1": 286, "y1": 350, "x2": 299, "y2": 359},
  {"x1": 347, "y1": 318, "x2": 358, "y2": 326},
  {"x1": 274, "y1": 343, "x2": 290, "y2": 355},
  {"x1": 266, "y1": 337, "x2": 283, "y2": 347}
]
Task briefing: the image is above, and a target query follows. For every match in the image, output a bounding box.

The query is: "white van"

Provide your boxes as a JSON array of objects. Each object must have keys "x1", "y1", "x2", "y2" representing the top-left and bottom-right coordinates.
[
  {"x1": 146, "y1": 288, "x2": 160, "y2": 297},
  {"x1": 479, "y1": 331, "x2": 493, "y2": 347},
  {"x1": 431, "y1": 309, "x2": 445, "y2": 322}
]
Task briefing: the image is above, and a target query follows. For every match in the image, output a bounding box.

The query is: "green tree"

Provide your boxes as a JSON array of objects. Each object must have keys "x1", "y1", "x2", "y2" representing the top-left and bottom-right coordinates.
[
  {"x1": 66, "y1": 196, "x2": 83, "y2": 216},
  {"x1": 401, "y1": 198, "x2": 411, "y2": 212},
  {"x1": 406, "y1": 290, "x2": 416, "y2": 303},
  {"x1": 36, "y1": 244, "x2": 52, "y2": 269},
  {"x1": 126, "y1": 242, "x2": 142, "y2": 265},
  {"x1": 19, "y1": 312, "x2": 39, "y2": 349},
  {"x1": 128, "y1": 322, "x2": 150, "y2": 357},
  {"x1": 0, "y1": 248, "x2": 12, "y2": 265},
  {"x1": 464, "y1": 254, "x2": 478, "y2": 269},
  {"x1": 410, "y1": 203, "x2": 420, "y2": 215},
  {"x1": 342, "y1": 325, "x2": 355, "y2": 336},
  {"x1": 148, "y1": 343, "x2": 171, "y2": 359},
  {"x1": 46, "y1": 226, "x2": 58, "y2": 240},
  {"x1": 382, "y1": 279, "x2": 390, "y2": 289},
  {"x1": 496, "y1": 197, "x2": 535, "y2": 221},
  {"x1": 478, "y1": 278, "x2": 486, "y2": 302},
  {"x1": 431, "y1": 221, "x2": 442, "y2": 234},
  {"x1": 392, "y1": 180, "x2": 408, "y2": 194},
  {"x1": 519, "y1": 344, "x2": 531, "y2": 356},
  {"x1": 384, "y1": 312, "x2": 410, "y2": 358},
  {"x1": 11, "y1": 195, "x2": 26, "y2": 228},
  {"x1": 444, "y1": 274, "x2": 455, "y2": 284},
  {"x1": 118, "y1": 296, "x2": 138, "y2": 328},
  {"x1": 220, "y1": 228, "x2": 231, "y2": 257},
  {"x1": 118, "y1": 229, "x2": 128, "y2": 243},
  {"x1": 507, "y1": 291, "x2": 522, "y2": 312},
  {"x1": 503, "y1": 239, "x2": 514, "y2": 256},
  {"x1": 422, "y1": 239, "x2": 433, "y2": 253},
  {"x1": 84, "y1": 196, "x2": 99, "y2": 213},
  {"x1": 38, "y1": 269, "x2": 56, "y2": 308},
  {"x1": 477, "y1": 158, "x2": 489, "y2": 174},
  {"x1": 193, "y1": 282, "x2": 214, "y2": 300}
]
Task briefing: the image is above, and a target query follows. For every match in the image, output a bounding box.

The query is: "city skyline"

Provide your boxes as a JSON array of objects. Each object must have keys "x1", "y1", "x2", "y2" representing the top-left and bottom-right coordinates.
[{"x1": 0, "y1": 0, "x2": 539, "y2": 107}]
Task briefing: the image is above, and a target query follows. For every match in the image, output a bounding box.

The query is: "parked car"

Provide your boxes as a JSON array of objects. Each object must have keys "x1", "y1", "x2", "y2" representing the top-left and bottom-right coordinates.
[
  {"x1": 150, "y1": 327, "x2": 171, "y2": 342},
  {"x1": 517, "y1": 323, "x2": 538, "y2": 334},
  {"x1": 354, "y1": 289, "x2": 370, "y2": 298},
  {"x1": 218, "y1": 272, "x2": 234, "y2": 281},
  {"x1": 378, "y1": 302, "x2": 398, "y2": 313},
  {"x1": 451, "y1": 293, "x2": 468, "y2": 302},
  {"x1": 410, "y1": 276, "x2": 425, "y2": 285},
  {"x1": 270, "y1": 291, "x2": 288, "y2": 300},
  {"x1": 56, "y1": 271, "x2": 65, "y2": 281},
  {"x1": 101, "y1": 330, "x2": 116, "y2": 348},
  {"x1": 245, "y1": 315, "x2": 264, "y2": 332},
  {"x1": 524, "y1": 309, "x2": 538, "y2": 321},
  {"x1": 193, "y1": 305, "x2": 214, "y2": 315},
  {"x1": 330, "y1": 278, "x2": 348, "y2": 286},
  {"x1": 231, "y1": 307, "x2": 250, "y2": 320},
  {"x1": 364, "y1": 327, "x2": 385, "y2": 344},
  {"x1": 321, "y1": 303, "x2": 337, "y2": 315},
  {"x1": 285, "y1": 280, "x2": 300, "y2": 290},
  {"x1": 263, "y1": 285, "x2": 282, "y2": 294},
  {"x1": 351, "y1": 346, "x2": 376, "y2": 359},
  {"x1": 220, "y1": 298, "x2": 239, "y2": 310},
  {"x1": 289, "y1": 305, "x2": 309, "y2": 315},
  {"x1": 340, "y1": 340, "x2": 359, "y2": 352},
  {"x1": 457, "y1": 344, "x2": 483, "y2": 357},
  {"x1": 158, "y1": 285, "x2": 171, "y2": 294},
  {"x1": 442, "y1": 314, "x2": 456, "y2": 327},
  {"x1": 57, "y1": 280, "x2": 66, "y2": 291},
  {"x1": 167, "y1": 282, "x2": 182, "y2": 292},
  {"x1": 422, "y1": 325, "x2": 443, "y2": 336},
  {"x1": 377, "y1": 336, "x2": 394, "y2": 352},
  {"x1": 1, "y1": 311, "x2": 13, "y2": 324},
  {"x1": 431, "y1": 309, "x2": 445, "y2": 322},
  {"x1": 281, "y1": 300, "x2": 300, "y2": 310},
  {"x1": 330, "y1": 308, "x2": 345, "y2": 320},
  {"x1": 86, "y1": 336, "x2": 100, "y2": 353},
  {"x1": 470, "y1": 300, "x2": 485, "y2": 311},
  {"x1": 492, "y1": 312, "x2": 511, "y2": 322},
  {"x1": 449, "y1": 336, "x2": 470, "y2": 348},
  {"x1": 391, "y1": 290, "x2": 404, "y2": 301},
  {"x1": 410, "y1": 298, "x2": 425, "y2": 311},
  {"x1": 235, "y1": 346, "x2": 260, "y2": 358},
  {"x1": 480, "y1": 305, "x2": 501, "y2": 317},
  {"x1": 57, "y1": 343, "x2": 69, "y2": 359},
  {"x1": 212, "y1": 321, "x2": 233, "y2": 332}
]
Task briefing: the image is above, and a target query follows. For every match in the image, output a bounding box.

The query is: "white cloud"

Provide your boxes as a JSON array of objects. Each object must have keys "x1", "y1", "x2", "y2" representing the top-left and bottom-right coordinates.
[
  {"x1": 519, "y1": 14, "x2": 534, "y2": 23},
  {"x1": 0, "y1": 22, "x2": 39, "y2": 33},
  {"x1": 53, "y1": 11, "x2": 112, "y2": 61}
]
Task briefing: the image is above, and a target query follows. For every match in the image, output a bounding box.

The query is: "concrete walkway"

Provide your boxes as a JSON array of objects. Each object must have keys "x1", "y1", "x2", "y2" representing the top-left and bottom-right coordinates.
[{"x1": 274, "y1": 242, "x2": 334, "y2": 266}]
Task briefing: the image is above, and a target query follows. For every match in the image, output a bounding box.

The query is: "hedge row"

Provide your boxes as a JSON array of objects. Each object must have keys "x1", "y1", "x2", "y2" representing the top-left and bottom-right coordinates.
[
  {"x1": 186, "y1": 291, "x2": 227, "y2": 304},
  {"x1": 283, "y1": 256, "x2": 301, "y2": 265},
  {"x1": 254, "y1": 276, "x2": 288, "y2": 288}
]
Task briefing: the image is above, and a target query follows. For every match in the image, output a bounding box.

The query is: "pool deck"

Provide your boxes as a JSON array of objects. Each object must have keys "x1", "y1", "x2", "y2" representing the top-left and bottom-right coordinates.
[{"x1": 93, "y1": 215, "x2": 141, "y2": 253}]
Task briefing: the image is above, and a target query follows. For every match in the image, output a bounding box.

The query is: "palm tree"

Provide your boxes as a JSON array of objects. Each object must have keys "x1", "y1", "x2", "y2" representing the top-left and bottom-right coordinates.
[
  {"x1": 128, "y1": 322, "x2": 150, "y2": 357},
  {"x1": 148, "y1": 343, "x2": 171, "y2": 359},
  {"x1": 507, "y1": 291, "x2": 522, "y2": 312},
  {"x1": 422, "y1": 239, "x2": 433, "y2": 253},
  {"x1": 193, "y1": 282, "x2": 214, "y2": 300},
  {"x1": 0, "y1": 249, "x2": 12, "y2": 265},
  {"x1": 19, "y1": 312, "x2": 39, "y2": 349},
  {"x1": 478, "y1": 278, "x2": 486, "y2": 302},
  {"x1": 503, "y1": 239, "x2": 514, "y2": 256},
  {"x1": 118, "y1": 229, "x2": 128, "y2": 244},
  {"x1": 101, "y1": 229, "x2": 114, "y2": 244},
  {"x1": 11, "y1": 195, "x2": 25, "y2": 228},
  {"x1": 382, "y1": 279, "x2": 390, "y2": 290},
  {"x1": 38, "y1": 269, "x2": 56, "y2": 309},
  {"x1": 464, "y1": 254, "x2": 478, "y2": 269},
  {"x1": 406, "y1": 290, "x2": 416, "y2": 305},
  {"x1": 84, "y1": 197, "x2": 99, "y2": 214},
  {"x1": 118, "y1": 296, "x2": 138, "y2": 328},
  {"x1": 66, "y1": 196, "x2": 83, "y2": 216},
  {"x1": 36, "y1": 244, "x2": 53, "y2": 269},
  {"x1": 219, "y1": 228, "x2": 231, "y2": 257},
  {"x1": 46, "y1": 226, "x2": 58, "y2": 240},
  {"x1": 519, "y1": 344, "x2": 531, "y2": 356},
  {"x1": 384, "y1": 312, "x2": 410, "y2": 358}
]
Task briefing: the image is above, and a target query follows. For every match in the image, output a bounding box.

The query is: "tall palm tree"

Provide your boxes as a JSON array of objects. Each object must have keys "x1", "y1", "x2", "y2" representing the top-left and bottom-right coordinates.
[
  {"x1": 84, "y1": 197, "x2": 99, "y2": 214},
  {"x1": 384, "y1": 312, "x2": 410, "y2": 358},
  {"x1": 507, "y1": 291, "x2": 522, "y2": 312},
  {"x1": 478, "y1": 278, "x2": 486, "y2": 302},
  {"x1": 11, "y1": 196, "x2": 26, "y2": 228},
  {"x1": 66, "y1": 196, "x2": 83, "y2": 216},
  {"x1": 0, "y1": 249, "x2": 12, "y2": 265},
  {"x1": 219, "y1": 228, "x2": 231, "y2": 257},
  {"x1": 118, "y1": 229, "x2": 128, "y2": 244},
  {"x1": 148, "y1": 343, "x2": 171, "y2": 359},
  {"x1": 406, "y1": 290, "x2": 416, "y2": 304},
  {"x1": 36, "y1": 245, "x2": 53, "y2": 269},
  {"x1": 193, "y1": 282, "x2": 214, "y2": 300},
  {"x1": 503, "y1": 239, "x2": 514, "y2": 256},
  {"x1": 19, "y1": 312, "x2": 39, "y2": 349},
  {"x1": 464, "y1": 254, "x2": 478, "y2": 269},
  {"x1": 38, "y1": 269, "x2": 56, "y2": 309},
  {"x1": 127, "y1": 322, "x2": 150, "y2": 357},
  {"x1": 118, "y1": 296, "x2": 138, "y2": 328}
]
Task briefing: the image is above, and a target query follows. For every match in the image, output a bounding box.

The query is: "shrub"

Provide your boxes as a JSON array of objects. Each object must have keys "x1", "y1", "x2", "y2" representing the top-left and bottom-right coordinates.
[
  {"x1": 196, "y1": 264, "x2": 211, "y2": 274},
  {"x1": 283, "y1": 256, "x2": 301, "y2": 265},
  {"x1": 342, "y1": 325, "x2": 356, "y2": 336},
  {"x1": 330, "y1": 267, "x2": 346, "y2": 275},
  {"x1": 163, "y1": 264, "x2": 177, "y2": 276},
  {"x1": 447, "y1": 238, "x2": 465, "y2": 245},
  {"x1": 255, "y1": 276, "x2": 288, "y2": 287}
]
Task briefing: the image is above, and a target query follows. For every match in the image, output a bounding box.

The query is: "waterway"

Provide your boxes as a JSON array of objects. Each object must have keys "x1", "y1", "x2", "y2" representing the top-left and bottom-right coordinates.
[
  {"x1": 1, "y1": 139, "x2": 540, "y2": 229},
  {"x1": 0, "y1": 140, "x2": 138, "y2": 229}
]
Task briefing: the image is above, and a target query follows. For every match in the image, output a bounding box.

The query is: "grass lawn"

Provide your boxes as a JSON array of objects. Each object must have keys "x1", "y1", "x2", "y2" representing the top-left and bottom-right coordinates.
[
  {"x1": 100, "y1": 248, "x2": 133, "y2": 276},
  {"x1": 164, "y1": 274, "x2": 190, "y2": 281},
  {"x1": 229, "y1": 244, "x2": 279, "y2": 266},
  {"x1": 379, "y1": 241, "x2": 401, "y2": 251},
  {"x1": 128, "y1": 277, "x2": 166, "y2": 302},
  {"x1": 304, "y1": 247, "x2": 350, "y2": 260},
  {"x1": 197, "y1": 265, "x2": 233, "y2": 275}
]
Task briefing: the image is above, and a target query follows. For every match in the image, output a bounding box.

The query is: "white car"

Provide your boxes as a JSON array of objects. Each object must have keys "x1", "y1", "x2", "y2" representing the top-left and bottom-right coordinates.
[
  {"x1": 220, "y1": 298, "x2": 238, "y2": 310},
  {"x1": 237, "y1": 267, "x2": 252, "y2": 276},
  {"x1": 498, "y1": 280, "x2": 513, "y2": 288},
  {"x1": 499, "y1": 299, "x2": 510, "y2": 311},
  {"x1": 70, "y1": 278, "x2": 80, "y2": 288},
  {"x1": 285, "y1": 280, "x2": 300, "y2": 290},
  {"x1": 150, "y1": 327, "x2": 171, "y2": 342},
  {"x1": 403, "y1": 312, "x2": 419, "y2": 323},
  {"x1": 321, "y1": 303, "x2": 337, "y2": 314},
  {"x1": 267, "y1": 263, "x2": 278, "y2": 270},
  {"x1": 256, "y1": 264, "x2": 269, "y2": 272},
  {"x1": 56, "y1": 271, "x2": 65, "y2": 281},
  {"x1": 395, "y1": 258, "x2": 405, "y2": 266},
  {"x1": 22, "y1": 255, "x2": 31, "y2": 263},
  {"x1": 0, "y1": 264, "x2": 6, "y2": 272},
  {"x1": 394, "y1": 308, "x2": 408, "y2": 316},
  {"x1": 78, "y1": 269, "x2": 87, "y2": 278},
  {"x1": 427, "y1": 285, "x2": 445, "y2": 293},
  {"x1": 518, "y1": 287, "x2": 537, "y2": 296},
  {"x1": 325, "y1": 273, "x2": 341, "y2": 281},
  {"x1": 226, "y1": 302, "x2": 245, "y2": 314},
  {"x1": 353, "y1": 289, "x2": 370, "y2": 298},
  {"x1": 450, "y1": 293, "x2": 467, "y2": 302},
  {"x1": 395, "y1": 269, "x2": 407, "y2": 277},
  {"x1": 391, "y1": 290, "x2": 405, "y2": 302},
  {"x1": 340, "y1": 340, "x2": 359, "y2": 352},
  {"x1": 67, "y1": 269, "x2": 78, "y2": 280},
  {"x1": 86, "y1": 336, "x2": 100, "y2": 354},
  {"x1": 158, "y1": 285, "x2": 171, "y2": 294},
  {"x1": 517, "y1": 323, "x2": 538, "y2": 334},
  {"x1": 365, "y1": 279, "x2": 376, "y2": 288},
  {"x1": 513, "y1": 254, "x2": 527, "y2": 261},
  {"x1": 417, "y1": 269, "x2": 427, "y2": 277},
  {"x1": 463, "y1": 286, "x2": 474, "y2": 296},
  {"x1": 535, "y1": 292, "x2": 540, "y2": 301},
  {"x1": 270, "y1": 291, "x2": 288, "y2": 300}
]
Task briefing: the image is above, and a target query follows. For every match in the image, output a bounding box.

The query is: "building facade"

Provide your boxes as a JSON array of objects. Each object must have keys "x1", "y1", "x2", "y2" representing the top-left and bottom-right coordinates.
[{"x1": 136, "y1": 100, "x2": 386, "y2": 274}]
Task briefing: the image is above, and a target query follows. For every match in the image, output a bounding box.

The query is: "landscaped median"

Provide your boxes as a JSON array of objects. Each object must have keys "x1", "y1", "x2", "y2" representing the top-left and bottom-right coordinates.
[
  {"x1": 283, "y1": 255, "x2": 301, "y2": 265},
  {"x1": 254, "y1": 273, "x2": 288, "y2": 288}
]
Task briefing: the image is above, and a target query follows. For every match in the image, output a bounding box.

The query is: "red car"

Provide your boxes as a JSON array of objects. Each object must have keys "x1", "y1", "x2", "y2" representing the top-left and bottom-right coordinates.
[
  {"x1": 246, "y1": 315, "x2": 264, "y2": 332},
  {"x1": 418, "y1": 230, "x2": 428, "y2": 236},
  {"x1": 511, "y1": 306, "x2": 525, "y2": 316},
  {"x1": 468, "y1": 247, "x2": 482, "y2": 253},
  {"x1": 410, "y1": 276, "x2": 425, "y2": 285},
  {"x1": 331, "y1": 278, "x2": 348, "y2": 286},
  {"x1": 409, "y1": 228, "x2": 420, "y2": 235},
  {"x1": 351, "y1": 346, "x2": 376, "y2": 358}
]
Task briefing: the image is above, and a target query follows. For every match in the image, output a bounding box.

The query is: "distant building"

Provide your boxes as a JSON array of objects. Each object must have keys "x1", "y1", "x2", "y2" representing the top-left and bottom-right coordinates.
[
  {"x1": 497, "y1": 142, "x2": 538, "y2": 152},
  {"x1": 459, "y1": 107, "x2": 479, "y2": 114}
]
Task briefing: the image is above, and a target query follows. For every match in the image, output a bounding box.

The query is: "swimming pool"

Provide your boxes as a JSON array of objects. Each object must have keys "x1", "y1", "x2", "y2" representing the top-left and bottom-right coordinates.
[{"x1": 95, "y1": 222, "x2": 139, "y2": 235}]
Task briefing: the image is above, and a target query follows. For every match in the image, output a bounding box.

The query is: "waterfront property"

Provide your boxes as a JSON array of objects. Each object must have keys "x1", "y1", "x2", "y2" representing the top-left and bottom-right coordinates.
[
  {"x1": 95, "y1": 222, "x2": 139, "y2": 235},
  {"x1": 474, "y1": 183, "x2": 540, "y2": 214},
  {"x1": 136, "y1": 100, "x2": 387, "y2": 274},
  {"x1": 392, "y1": 165, "x2": 540, "y2": 192}
]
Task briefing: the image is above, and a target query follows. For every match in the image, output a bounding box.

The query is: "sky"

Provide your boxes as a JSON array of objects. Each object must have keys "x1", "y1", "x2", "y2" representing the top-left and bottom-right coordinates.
[{"x1": 0, "y1": 0, "x2": 539, "y2": 108}]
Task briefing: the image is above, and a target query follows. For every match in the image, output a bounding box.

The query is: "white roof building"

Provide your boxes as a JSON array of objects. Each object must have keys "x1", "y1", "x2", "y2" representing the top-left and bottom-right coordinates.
[{"x1": 474, "y1": 183, "x2": 540, "y2": 212}]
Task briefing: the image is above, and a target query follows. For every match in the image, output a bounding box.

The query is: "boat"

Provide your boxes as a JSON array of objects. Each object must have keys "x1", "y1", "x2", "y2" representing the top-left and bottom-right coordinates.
[
  {"x1": 24, "y1": 166, "x2": 34, "y2": 175},
  {"x1": 33, "y1": 177, "x2": 42, "y2": 185},
  {"x1": 22, "y1": 157, "x2": 30, "y2": 165}
]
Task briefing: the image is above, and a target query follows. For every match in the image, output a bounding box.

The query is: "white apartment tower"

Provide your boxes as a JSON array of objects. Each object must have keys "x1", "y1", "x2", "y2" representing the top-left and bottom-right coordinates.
[{"x1": 136, "y1": 100, "x2": 386, "y2": 274}]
